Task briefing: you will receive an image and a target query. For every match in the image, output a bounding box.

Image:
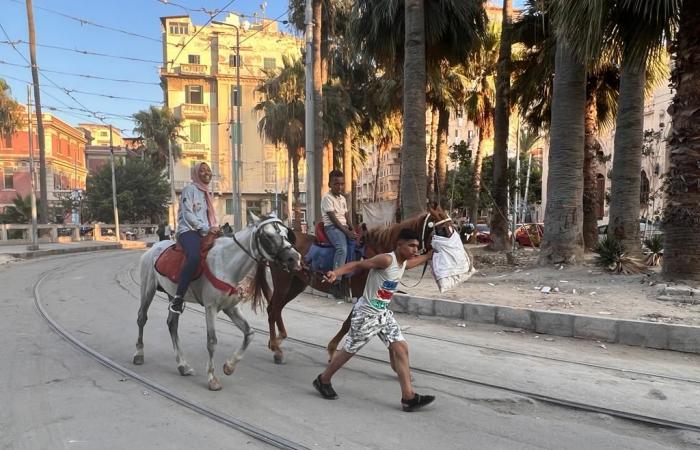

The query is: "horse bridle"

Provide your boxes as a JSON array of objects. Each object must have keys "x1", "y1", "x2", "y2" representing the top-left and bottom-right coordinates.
[
  {"x1": 419, "y1": 213, "x2": 453, "y2": 254},
  {"x1": 231, "y1": 217, "x2": 294, "y2": 265}
]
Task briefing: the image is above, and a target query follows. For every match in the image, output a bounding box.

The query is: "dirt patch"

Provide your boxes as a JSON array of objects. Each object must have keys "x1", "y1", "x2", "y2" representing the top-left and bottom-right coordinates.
[{"x1": 402, "y1": 245, "x2": 700, "y2": 326}]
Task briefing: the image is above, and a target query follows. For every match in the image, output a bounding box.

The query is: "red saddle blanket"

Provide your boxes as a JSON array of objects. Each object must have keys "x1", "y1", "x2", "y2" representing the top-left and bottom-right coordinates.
[
  {"x1": 154, "y1": 233, "x2": 217, "y2": 284},
  {"x1": 315, "y1": 222, "x2": 331, "y2": 246}
]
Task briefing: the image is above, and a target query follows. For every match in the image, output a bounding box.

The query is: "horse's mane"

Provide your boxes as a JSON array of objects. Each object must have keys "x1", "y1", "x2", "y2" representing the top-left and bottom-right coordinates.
[{"x1": 364, "y1": 213, "x2": 427, "y2": 253}]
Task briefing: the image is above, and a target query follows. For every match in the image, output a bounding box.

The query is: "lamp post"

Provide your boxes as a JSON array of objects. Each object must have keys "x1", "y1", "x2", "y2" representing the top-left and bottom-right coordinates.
[
  {"x1": 26, "y1": 85, "x2": 38, "y2": 250},
  {"x1": 212, "y1": 20, "x2": 243, "y2": 232}
]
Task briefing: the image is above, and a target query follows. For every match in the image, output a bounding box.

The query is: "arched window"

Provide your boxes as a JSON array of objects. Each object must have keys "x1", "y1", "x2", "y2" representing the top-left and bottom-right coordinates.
[{"x1": 640, "y1": 170, "x2": 650, "y2": 205}]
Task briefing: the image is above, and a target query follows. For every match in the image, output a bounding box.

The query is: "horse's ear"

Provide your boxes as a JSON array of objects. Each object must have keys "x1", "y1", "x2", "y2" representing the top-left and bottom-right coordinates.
[{"x1": 249, "y1": 211, "x2": 260, "y2": 223}]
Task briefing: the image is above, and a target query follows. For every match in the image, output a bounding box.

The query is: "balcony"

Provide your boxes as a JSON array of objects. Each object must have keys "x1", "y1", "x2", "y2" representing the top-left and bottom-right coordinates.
[
  {"x1": 178, "y1": 63, "x2": 208, "y2": 76},
  {"x1": 181, "y1": 142, "x2": 208, "y2": 157},
  {"x1": 180, "y1": 103, "x2": 209, "y2": 119}
]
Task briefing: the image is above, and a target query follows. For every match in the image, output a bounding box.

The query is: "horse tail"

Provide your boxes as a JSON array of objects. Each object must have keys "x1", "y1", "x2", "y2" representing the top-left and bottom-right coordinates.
[{"x1": 250, "y1": 262, "x2": 272, "y2": 313}]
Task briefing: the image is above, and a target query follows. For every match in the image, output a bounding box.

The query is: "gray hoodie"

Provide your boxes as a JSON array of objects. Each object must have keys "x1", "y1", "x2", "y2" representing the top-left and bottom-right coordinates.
[{"x1": 176, "y1": 184, "x2": 211, "y2": 236}]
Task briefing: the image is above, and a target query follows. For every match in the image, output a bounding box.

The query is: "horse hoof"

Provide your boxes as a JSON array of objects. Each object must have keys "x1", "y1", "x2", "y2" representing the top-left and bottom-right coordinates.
[
  {"x1": 208, "y1": 378, "x2": 222, "y2": 391},
  {"x1": 178, "y1": 365, "x2": 194, "y2": 376},
  {"x1": 133, "y1": 354, "x2": 144, "y2": 365},
  {"x1": 273, "y1": 353, "x2": 284, "y2": 365},
  {"x1": 223, "y1": 362, "x2": 235, "y2": 376}
]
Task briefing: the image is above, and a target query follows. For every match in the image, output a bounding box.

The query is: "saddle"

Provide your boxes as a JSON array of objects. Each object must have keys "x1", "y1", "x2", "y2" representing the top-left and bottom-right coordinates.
[{"x1": 155, "y1": 233, "x2": 218, "y2": 284}]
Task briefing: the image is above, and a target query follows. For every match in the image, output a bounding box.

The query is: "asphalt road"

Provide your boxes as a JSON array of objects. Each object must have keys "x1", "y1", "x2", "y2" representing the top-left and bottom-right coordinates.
[{"x1": 2, "y1": 251, "x2": 700, "y2": 449}]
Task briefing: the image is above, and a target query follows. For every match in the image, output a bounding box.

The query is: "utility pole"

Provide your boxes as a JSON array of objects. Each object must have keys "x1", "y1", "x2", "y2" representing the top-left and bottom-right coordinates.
[
  {"x1": 25, "y1": 0, "x2": 48, "y2": 223},
  {"x1": 109, "y1": 125, "x2": 120, "y2": 242},
  {"x1": 26, "y1": 85, "x2": 38, "y2": 250},
  {"x1": 304, "y1": 0, "x2": 316, "y2": 229}
]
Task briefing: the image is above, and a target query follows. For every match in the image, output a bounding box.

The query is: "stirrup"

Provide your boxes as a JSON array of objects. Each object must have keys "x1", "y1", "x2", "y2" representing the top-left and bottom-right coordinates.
[{"x1": 169, "y1": 297, "x2": 185, "y2": 315}]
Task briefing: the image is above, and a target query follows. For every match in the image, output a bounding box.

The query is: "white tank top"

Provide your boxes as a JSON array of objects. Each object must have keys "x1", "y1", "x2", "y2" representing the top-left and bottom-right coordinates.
[{"x1": 359, "y1": 252, "x2": 407, "y2": 311}]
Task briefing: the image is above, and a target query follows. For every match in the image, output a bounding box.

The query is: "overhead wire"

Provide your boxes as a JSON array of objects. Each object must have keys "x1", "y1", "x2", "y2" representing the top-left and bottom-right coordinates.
[
  {"x1": 0, "y1": 39, "x2": 162, "y2": 64},
  {"x1": 0, "y1": 60, "x2": 160, "y2": 85}
]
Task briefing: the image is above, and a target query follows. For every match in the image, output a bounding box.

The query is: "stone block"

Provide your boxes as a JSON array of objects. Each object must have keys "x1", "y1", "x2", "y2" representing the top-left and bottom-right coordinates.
[
  {"x1": 533, "y1": 310, "x2": 574, "y2": 337},
  {"x1": 390, "y1": 294, "x2": 409, "y2": 313},
  {"x1": 464, "y1": 302, "x2": 497, "y2": 324},
  {"x1": 667, "y1": 324, "x2": 700, "y2": 354},
  {"x1": 406, "y1": 296, "x2": 435, "y2": 316},
  {"x1": 434, "y1": 299, "x2": 465, "y2": 319},
  {"x1": 496, "y1": 306, "x2": 533, "y2": 330},
  {"x1": 617, "y1": 320, "x2": 669, "y2": 350},
  {"x1": 573, "y1": 315, "x2": 618, "y2": 342}
]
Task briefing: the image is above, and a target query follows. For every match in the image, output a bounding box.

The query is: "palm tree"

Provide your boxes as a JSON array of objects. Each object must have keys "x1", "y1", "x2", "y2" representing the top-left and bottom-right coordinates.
[
  {"x1": 0, "y1": 79, "x2": 22, "y2": 138},
  {"x1": 132, "y1": 106, "x2": 183, "y2": 171},
  {"x1": 464, "y1": 22, "x2": 499, "y2": 226},
  {"x1": 556, "y1": 0, "x2": 676, "y2": 257},
  {"x1": 255, "y1": 56, "x2": 306, "y2": 230},
  {"x1": 659, "y1": 0, "x2": 699, "y2": 280},
  {"x1": 490, "y1": 0, "x2": 514, "y2": 250},
  {"x1": 351, "y1": 0, "x2": 486, "y2": 219}
]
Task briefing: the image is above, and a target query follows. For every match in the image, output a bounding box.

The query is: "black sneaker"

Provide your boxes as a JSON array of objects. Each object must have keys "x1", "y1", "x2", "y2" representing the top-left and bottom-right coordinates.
[
  {"x1": 169, "y1": 296, "x2": 185, "y2": 315},
  {"x1": 313, "y1": 374, "x2": 338, "y2": 399},
  {"x1": 401, "y1": 393, "x2": 435, "y2": 412}
]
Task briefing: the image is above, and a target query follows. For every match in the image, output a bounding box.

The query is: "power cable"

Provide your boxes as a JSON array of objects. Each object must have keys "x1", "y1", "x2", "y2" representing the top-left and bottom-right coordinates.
[
  {"x1": 0, "y1": 60, "x2": 160, "y2": 85},
  {"x1": 0, "y1": 39, "x2": 162, "y2": 64}
]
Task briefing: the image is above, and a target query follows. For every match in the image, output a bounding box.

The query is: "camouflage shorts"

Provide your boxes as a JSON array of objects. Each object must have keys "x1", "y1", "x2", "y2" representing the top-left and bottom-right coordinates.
[{"x1": 342, "y1": 303, "x2": 405, "y2": 353}]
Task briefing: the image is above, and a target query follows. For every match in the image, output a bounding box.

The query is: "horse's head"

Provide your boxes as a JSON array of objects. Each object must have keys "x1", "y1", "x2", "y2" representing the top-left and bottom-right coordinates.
[
  {"x1": 421, "y1": 203, "x2": 454, "y2": 251},
  {"x1": 250, "y1": 213, "x2": 303, "y2": 272}
]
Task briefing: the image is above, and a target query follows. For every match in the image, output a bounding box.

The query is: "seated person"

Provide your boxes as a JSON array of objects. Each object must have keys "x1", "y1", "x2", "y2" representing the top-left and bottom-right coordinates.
[{"x1": 321, "y1": 170, "x2": 356, "y2": 275}]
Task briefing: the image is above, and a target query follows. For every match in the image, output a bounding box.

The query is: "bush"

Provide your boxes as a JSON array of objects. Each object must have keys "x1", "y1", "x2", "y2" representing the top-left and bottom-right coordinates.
[{"x1": 594, "y1": 236, "x2": 647, "y2": 275}]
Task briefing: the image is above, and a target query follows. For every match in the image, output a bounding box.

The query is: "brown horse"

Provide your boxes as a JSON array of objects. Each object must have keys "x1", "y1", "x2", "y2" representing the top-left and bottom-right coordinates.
[{"x1": 260, "y1": 205, "x2": 454, "y2": 364}]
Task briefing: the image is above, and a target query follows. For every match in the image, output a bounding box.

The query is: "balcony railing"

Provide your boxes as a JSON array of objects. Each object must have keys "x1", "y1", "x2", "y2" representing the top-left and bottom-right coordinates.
[
  {"x1": 178, "y1": 63, "x2": 208, "y2": 75},
  {"x1": 182, "y1": 142, "x2": 208, "y2": 156},
  {"x1": 180, "y1": 103, "x2": 209, "y2": 119}
]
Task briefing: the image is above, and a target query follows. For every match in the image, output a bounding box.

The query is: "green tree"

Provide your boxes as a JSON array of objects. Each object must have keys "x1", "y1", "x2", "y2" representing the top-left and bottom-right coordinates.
[
  {"x1": 132, "y1": 106, "x2": 183, "y2": 171},
  {"x1": 86, "y1": 159, "x2": 169, "y2": 223},
  {"x1": 0, "y1": 79, "x2": 22, "y2": 138},
  {"x1": 351, "y1": 0, "x2": 486, "y2": 219},
  {"x1": 0, "y1": 194, "x2": 33, "y2": 224},
  {"x1": 255, "y1": 56, "x2": 306, "y2": 230}
]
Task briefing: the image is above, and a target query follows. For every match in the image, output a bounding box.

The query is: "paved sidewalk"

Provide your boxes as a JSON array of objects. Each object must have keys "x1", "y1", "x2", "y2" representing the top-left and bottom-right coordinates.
[{"x1": 0, "y1": 238, "x2": 153, "y2": 260}]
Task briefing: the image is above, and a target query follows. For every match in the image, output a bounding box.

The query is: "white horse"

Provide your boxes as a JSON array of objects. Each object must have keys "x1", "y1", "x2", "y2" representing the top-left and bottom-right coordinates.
[{"x1": 133, "y1": 214, "x2": 302, "y2": 391}]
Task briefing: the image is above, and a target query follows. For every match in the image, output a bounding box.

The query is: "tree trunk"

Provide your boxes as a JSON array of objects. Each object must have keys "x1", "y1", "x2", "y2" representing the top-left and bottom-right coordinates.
[
  {"x1": 25, "y1": 0, "x2": 48, "y2": 223},
  {"x1": 538, "y1": 37, "x2": 586, "y2": 265},
  {"x1": 609, "y1": 51, "x2": 645, "y2": 257},
  {"x1": 582, "y1": 88, "x2": 600, "y2": 250},
  {"x1": 489, "y1": 0, "x2": 512, "y2": 251},
  {"x1": 662, "y1": 1, "x2": 700, "y2": 281},
  {"x1": 468, "y1": 132, "x2": 487, "y2": 224},
  {"x1": 427, "y1": 107, "x2": 439, "y2": 200},
  {"x1": 400, "y1": 0, "x2": 427, "y2": 219},
  {"x1": 312, "y1": 0, "x2": 324, "y2": 225},
  {"x1": 436, "y1": 106, "x2": 450, "y2": 206},
  {"x1": 292, "y1": 147, "x2": 302, "y2": 231},
  {"x1": 343, "y1": 126, "x2": 353, "y2": 222}
]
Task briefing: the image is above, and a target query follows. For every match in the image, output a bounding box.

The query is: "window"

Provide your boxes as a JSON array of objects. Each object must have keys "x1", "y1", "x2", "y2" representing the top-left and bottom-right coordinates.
[
  {"x1": 100, "y1": 130, "x2": 108, "y2": 137},
  {"x1": 467, "y1": 130, "x2": 474, "y2": 139},
  {"x1": 231, "y1": 86, "x2": 239, "y2": 107},
  {"x1": 3, "y1": 133, "x2": 11, "y2": 147},
  {"x1": 263, "y1": 57, "x2": 277, "y2": 71},
  {"x1": 246, "y1": 200, "x2": 262, "y2": 220},
  {"x1": 189, "y1": 123, "x2": 202, "y2": 143},
  {"x1": 265, "y1": 162, "x2": 276, "y2": 184},
  {"x1": 225, "y1": 198, "x2": 233, "y2": 215},
  {"x1": 229, "y1": 54, "x2": 241, "y2": 67},
  {"x1": 188, "y1": 54, "x2": 201, "y2": 64},
  {"x1": 455, "y1": 129, "x2": 459, "y2": 138},
  {"x1": 2, "y1": 169, "x2": 13, "y2": 189},
  {"x1": 185, "y1": 85, "x2": 203, "y2": 104},
  {"x1": 169, "y1": 22, "x2": 189, "y2": 35}
]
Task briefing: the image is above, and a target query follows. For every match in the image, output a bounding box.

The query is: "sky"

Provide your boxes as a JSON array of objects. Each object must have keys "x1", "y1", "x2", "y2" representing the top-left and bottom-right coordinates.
[{"x1": 0, "y1": 0, "x2": 526, "y2": 136}]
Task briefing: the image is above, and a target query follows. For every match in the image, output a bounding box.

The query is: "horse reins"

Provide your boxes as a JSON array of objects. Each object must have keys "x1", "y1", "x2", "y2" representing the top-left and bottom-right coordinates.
[
  {"x1": 231, "y1": 217, "x2": 293, "y2": 266},
  {"x1": 402, "y1": 213, "x2": 453, "y2": 288}
]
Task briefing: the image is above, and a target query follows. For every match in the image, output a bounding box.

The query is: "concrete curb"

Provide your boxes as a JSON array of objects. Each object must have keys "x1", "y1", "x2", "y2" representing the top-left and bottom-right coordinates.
[
  {"x1": 390, "y1": 294, "x2": 700, "y2": 354},
  {"x1": 6, "y1": 243, "x2": 123, "y2": 259}
]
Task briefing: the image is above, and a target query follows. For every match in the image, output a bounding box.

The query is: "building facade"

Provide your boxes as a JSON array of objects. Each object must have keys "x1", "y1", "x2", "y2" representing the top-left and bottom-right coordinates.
[
  {"x1": 160, "y1": 13, "x2": 302, "y2": 226},
  {"x1": 0, "y1": 106, "x2": 87, "y2": 219}
]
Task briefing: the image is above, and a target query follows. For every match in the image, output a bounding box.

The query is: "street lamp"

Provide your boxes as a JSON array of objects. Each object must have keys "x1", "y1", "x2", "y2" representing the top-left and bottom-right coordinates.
[{"x1": 212, "y1": 19, "x2": 247, "y2": 232}]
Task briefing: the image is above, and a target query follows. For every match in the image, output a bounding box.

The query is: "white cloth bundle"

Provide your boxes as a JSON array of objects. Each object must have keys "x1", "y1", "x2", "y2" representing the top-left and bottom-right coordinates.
[{"x1": 431, "y1": 232, "x2": 476, "y2": 293}]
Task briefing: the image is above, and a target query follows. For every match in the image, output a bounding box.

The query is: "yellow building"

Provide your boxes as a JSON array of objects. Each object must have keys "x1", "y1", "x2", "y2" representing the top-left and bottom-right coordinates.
[
  {"x1": 77, "y1": 123, "x2": 124, "y2": 147},
  {"x1": 160, "y1": 13, "x2": 302, "y2": 225}
]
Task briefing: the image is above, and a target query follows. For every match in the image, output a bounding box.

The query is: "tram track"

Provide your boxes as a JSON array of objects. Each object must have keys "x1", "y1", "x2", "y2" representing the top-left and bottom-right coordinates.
[
  {"x1": 32, "y1": 253, "x2": 310, "y2": 450},
  {"x1": 114, "y1": 258, "x2": 700, "y2": 434}
]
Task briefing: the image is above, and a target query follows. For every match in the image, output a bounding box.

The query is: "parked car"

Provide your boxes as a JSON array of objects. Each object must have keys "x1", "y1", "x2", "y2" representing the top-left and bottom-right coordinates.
[
  {"x1": 475, "y1": 223, "x2": 491, "y2": 244},
  {"x1": 515, "y1": 223, "x2": 544, "y2": 247}
]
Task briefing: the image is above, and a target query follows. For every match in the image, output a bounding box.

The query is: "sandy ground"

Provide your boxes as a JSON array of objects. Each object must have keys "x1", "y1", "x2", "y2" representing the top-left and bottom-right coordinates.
[{"x1": 403, "y1": 245, "x2": 700, "y2": 326}]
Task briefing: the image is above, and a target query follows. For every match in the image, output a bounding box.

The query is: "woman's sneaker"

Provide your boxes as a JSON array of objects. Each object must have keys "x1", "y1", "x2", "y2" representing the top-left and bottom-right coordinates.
[
  {"x1": 313, "y1": 374, "x2": 338, "y2": 399},
  {"x1": 401, "y1": 393, "x2": 435, "y2": 412}
]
